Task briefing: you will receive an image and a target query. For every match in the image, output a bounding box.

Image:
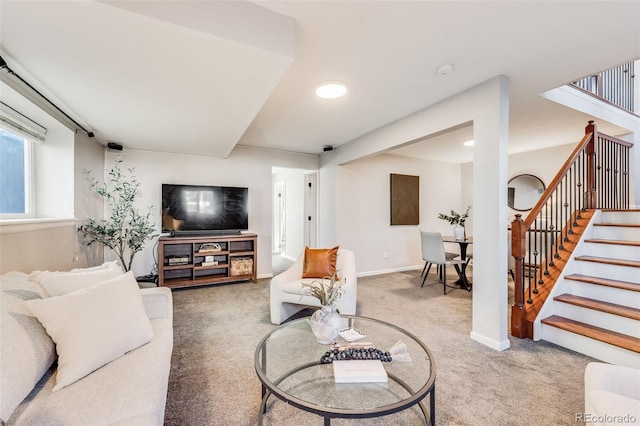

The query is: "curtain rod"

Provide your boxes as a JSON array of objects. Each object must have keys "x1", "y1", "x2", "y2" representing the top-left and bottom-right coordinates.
[{"x1": 0, "y1": 55, "x2": 94, "y2": 137}]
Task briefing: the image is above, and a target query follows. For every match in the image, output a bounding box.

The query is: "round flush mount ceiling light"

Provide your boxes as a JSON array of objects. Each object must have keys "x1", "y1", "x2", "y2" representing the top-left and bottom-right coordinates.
[
  {"x1": 436, "y1": 63, "x2": 454, "y2": 76},
  {"x1": 316, "y1": 82, "x2": 347, "y2": 99},
  {"x1": 463, "y1": 140, "x2": 474, "y2": 146}
]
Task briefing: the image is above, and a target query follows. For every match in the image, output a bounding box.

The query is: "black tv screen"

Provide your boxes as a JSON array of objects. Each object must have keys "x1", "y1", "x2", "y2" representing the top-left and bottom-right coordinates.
[{"x1": 161, "y1": 184, "x2": 248, "y2": 234}]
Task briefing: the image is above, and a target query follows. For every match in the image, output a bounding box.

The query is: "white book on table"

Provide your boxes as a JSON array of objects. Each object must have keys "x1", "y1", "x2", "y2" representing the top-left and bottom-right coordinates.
[{"x1": 332, "y1": 360, "x2": 388, "y2": 383}]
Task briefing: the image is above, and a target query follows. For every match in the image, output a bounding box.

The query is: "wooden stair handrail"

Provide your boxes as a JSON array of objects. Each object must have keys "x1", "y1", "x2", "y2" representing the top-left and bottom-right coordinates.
[
  {"x1": 522, "y1": 131, "x2": 593, "y2": 229},
  {"x1": 523, "y1": 121, "x2": 632, "y2": 229},
  {"x1": 510, "y1": 121, "x2": 633, "y2": 339}
]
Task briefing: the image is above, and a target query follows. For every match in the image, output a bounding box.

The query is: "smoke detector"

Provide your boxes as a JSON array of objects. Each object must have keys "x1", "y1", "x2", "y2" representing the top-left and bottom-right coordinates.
[{"x1": 437, "y1": 63, "x2": 454, "y2": 76}]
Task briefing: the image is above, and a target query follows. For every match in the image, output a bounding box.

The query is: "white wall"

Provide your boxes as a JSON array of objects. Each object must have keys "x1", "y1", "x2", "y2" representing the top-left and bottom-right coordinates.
[
  {"x1": 74, "y1": 132, "x2": 106, "y2": 267},
  {"x1": 335, "y1": 153, "x2": 461, "y2": 274},
  {"x1": 461, "y1": 142, "x2": 575, "y2": 226},
  {"x1": 34, "y1": 125, "x2": 75, "y2": 218},
  {"x1": 104, "y1": 146, "x2": 318, "y2": 278}
]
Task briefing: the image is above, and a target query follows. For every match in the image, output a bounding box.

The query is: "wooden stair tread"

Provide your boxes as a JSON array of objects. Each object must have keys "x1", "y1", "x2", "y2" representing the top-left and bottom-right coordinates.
[
  {"x1": 554, "y1": 294, "x2": 640, "y2": 320},
  {"x1": 541, "y1": 315, "x2": 640, "y2": 353},
  {"x1": 574, "y1": 255, "x2": 640, "y2": 268},
  {"x1": 565, "y1": 274, "x2": 640, "y2": 292},
  {"x1": 584, "y1": 238, "x2": 640, "y2": 247}
]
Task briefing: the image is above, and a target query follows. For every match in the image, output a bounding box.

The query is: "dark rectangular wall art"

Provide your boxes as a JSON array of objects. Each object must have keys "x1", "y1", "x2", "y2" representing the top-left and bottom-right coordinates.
[{"x1": 390, "y1": 173, "x2": 419, "y2": 225}]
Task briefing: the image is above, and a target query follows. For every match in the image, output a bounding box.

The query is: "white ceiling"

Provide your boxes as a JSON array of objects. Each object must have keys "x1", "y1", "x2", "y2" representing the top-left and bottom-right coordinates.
[{"x1": 1, "y1": 1, "x2": 638, "y2": 163}]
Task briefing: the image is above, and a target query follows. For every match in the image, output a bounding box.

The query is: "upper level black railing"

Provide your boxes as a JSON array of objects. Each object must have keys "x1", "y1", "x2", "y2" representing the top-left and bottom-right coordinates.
[
  {"x1": 572, "y1": 61, "x2": 636, "y2": 114},
  {"x1": 510, "y1": 121, "x2": 632, "y2": 339}
]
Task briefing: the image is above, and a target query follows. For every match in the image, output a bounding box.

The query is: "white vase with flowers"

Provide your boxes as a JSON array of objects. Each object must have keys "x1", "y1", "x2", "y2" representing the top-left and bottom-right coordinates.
[
  {"x1": 301, "y1": 272, "x2": 345, "y2": 344},
  {"x1": 438, "y1": 206, "x2": 471, "y2": 241}
]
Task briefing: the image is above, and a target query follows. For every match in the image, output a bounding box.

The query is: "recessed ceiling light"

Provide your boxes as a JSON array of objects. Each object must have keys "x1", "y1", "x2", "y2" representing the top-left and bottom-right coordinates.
[
  {"x1": 316, "y1": 82, "x2": 347, "y2": 99},
  {"x1": 463, "y1": 140, "x2": 474, "y2": 146}
]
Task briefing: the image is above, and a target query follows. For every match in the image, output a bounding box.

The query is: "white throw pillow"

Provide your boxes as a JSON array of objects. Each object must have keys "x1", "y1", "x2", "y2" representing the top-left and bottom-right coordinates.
[
  {"x1": 28, "y1": 263, "x2": 123, "y2": 297},
  {"x1": 23, "y1": 271, "x2": 154, "y2": 391},
  {"x1": 70, "y1": 260, "x2": 122, "y2": 273}
]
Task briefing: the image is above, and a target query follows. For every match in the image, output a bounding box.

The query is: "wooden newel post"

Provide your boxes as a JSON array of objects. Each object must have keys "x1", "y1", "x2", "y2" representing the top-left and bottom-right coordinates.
[
  {"x1": 585, "y1": 121, "x2": 597, "y2": 209},
  {"x1": 510, "y1": 214, "x2": 527, "y2": 338}
]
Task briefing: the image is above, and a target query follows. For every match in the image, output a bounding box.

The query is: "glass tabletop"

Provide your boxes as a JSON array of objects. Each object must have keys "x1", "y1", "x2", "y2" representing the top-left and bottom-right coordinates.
[{"x1": 254, "y1": 315, "x2": 435, "y2": 419}]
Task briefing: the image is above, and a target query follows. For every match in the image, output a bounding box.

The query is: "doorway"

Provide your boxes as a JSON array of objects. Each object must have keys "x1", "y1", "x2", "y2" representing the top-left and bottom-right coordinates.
[{"x1": 271, "y1": 167, "x2": 317, "y2": 275}]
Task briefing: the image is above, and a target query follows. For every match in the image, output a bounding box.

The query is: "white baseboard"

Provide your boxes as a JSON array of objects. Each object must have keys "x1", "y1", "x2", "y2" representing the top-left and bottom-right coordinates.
[
  {"x1": 470, "y1": 331, "x2": 511, "y2": 351},
  {"x1": 261, "y1": 265, "x2": 422, "y2": 281},
  {"x1": 356, "y1": 265, "x2": 423, "y2": 278}
]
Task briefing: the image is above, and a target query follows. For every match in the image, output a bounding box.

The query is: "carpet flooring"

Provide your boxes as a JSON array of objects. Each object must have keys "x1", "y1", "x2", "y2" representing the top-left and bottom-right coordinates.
[{"x1": 164, "y1": 269, "x2": 595, "y2": 425}]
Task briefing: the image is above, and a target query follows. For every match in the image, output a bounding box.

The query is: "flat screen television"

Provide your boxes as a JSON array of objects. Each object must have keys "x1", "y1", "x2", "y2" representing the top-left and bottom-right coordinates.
[{"x1": 161, "y1": 184, "x2": 248, "y2": 235}]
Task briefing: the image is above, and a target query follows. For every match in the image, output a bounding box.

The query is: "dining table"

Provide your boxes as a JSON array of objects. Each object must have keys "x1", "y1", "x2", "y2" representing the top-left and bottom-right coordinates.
[{"x1": 442, "y1": 236, "x2": 472, "y2": 290}]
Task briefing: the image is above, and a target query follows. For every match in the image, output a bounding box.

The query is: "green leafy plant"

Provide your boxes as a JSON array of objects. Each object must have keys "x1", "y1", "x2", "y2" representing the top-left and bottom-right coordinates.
[
  {"x1": 78, "y1": 160, "x2": 156, "y2": 272},
  {"x1": 438, "y1": 206, "x2": 471, "y2": 227},
  {"x1": 301, "y1": 271, "x2": 345, "y2": 306}
]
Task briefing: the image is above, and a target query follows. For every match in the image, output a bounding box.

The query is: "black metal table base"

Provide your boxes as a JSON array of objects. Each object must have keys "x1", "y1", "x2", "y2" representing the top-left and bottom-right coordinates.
[{"x1": 258, "y1": 368, "x2": 435, "y2": 425}]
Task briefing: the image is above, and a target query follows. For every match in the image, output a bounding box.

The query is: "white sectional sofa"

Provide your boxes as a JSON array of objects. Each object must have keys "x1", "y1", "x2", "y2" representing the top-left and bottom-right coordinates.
[{"x1": 1, "y1": 269, "x2": 174, "y2": 425}]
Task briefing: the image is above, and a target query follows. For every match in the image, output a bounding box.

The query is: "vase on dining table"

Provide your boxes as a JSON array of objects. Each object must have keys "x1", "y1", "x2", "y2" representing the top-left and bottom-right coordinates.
[
  {"x1": 453, "y1": 225, "x2": 465, "y2": 241},
  {"x1": 310, "y1": 305, "x2": 341, "y2": 344}
]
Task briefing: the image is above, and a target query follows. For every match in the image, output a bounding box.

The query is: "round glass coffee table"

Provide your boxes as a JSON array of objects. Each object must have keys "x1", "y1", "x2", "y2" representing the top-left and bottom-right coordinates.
[{"x1": 254, "y1": 315, "x2": 436, "y2": 425}]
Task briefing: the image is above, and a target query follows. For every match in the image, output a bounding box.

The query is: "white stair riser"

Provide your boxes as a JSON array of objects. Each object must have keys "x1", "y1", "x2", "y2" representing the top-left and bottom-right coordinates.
[
  {"x1": 551, "y1": 301, "x2": 640, "y2": 338},
  {"x1": 572, "y1": 262, "x2": 640, "y2": 285},
  {"x1": 539, "y1": 325, "x2": 640, "y2": 369},
  {"x1": 565, "y1": 280, "x2": 640, "y2": 306},
  {"x1": 580, "y1": 243, "x2": 640, "y2": 261},
  {"x1": 599, "y1": 211, "x2": 640, "y2": 224},
  {"x1": 591, "y1": 226, "x2": 640, "y2": 241}
]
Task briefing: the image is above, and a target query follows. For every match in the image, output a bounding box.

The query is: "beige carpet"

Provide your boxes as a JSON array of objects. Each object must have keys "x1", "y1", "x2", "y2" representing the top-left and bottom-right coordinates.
[{"x1": 164, "y1": 269, "x2": 594, "y2": 425}]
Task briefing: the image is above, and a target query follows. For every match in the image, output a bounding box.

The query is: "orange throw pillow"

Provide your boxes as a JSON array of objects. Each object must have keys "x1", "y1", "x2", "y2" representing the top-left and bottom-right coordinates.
[{"x1": 302, "y1": 246, "x2": 339, "y2": 279}]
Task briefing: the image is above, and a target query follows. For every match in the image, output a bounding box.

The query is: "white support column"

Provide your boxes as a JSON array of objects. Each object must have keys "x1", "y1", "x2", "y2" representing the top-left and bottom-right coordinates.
[{"x1": 469, "y1": 76, "x2": 511, "y2": 350}]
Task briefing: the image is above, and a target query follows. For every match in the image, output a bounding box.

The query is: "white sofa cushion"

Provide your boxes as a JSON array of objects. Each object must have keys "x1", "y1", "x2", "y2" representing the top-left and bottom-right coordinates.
[
  {"x1": 0, "y1": 272, "x2": 56, "y2": 423},
  {"x1": 70, "y1": 260, "x2": 122, "y2": 273},
  {"x1": 28, "y1": 262, "x2": 123, "y2": 297},
  {"x1": 7, "y1": 317, "x2": 173, "y2": 425},
  {"x1": 23, "y1": 271, "x2": 153, "y2": 391},
  {"x1": 281, "y1": 279, "x2": 308, "y2": 295}
]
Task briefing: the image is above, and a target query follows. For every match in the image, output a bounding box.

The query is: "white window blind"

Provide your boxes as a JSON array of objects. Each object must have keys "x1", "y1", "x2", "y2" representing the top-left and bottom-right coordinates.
[{"x1": 0, "y1": 101, "x2": 47, "y2": 143}]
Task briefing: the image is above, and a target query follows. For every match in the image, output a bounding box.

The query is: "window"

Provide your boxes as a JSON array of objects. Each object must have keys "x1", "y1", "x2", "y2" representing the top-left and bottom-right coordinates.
[{"x1": 0, "y1": 128, "x2": 33, "y2": 217}]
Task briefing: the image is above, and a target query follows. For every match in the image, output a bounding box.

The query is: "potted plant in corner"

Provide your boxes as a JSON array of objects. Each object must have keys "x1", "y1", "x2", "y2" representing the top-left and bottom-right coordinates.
[
  {"x1": 78, "y1": 160, "x2": 156, "y2": 272},
  {"x1": 438, "y1": 206, "x2": 471, "y2": 241}
]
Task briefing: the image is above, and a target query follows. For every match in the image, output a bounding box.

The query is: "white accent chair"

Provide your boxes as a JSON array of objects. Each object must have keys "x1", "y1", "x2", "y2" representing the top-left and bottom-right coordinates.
[
  {"x1": 584, "y1": 362, "x2": 640, "y2": 426},
  {"x1": 270, "y1": 248, "x2": 357, "y2": 325}
]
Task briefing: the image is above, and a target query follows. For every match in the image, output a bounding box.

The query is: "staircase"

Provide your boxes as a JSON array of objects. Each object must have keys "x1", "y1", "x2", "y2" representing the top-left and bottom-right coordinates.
[{"x1": 535, "y1": 209, "x2": 640, "y2": 368}]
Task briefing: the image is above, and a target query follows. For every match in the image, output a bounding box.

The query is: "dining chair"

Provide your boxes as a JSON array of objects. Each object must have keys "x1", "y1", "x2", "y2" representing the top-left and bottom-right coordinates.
[
  {"x1": 420, "y1": 230, "x2": 466, "y2": 294},
  {"x1": 420, "y1": 230, "x2": 461, "y2": 278},
  {"x1": 420, "y1": 231, "x2": 460, "y2": 277}
]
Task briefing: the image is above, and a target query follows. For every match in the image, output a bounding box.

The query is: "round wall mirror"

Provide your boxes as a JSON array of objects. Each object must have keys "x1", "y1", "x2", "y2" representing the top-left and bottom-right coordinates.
[{"x1": 507, "y1": 174, "x2": 545, "y2": 211}]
